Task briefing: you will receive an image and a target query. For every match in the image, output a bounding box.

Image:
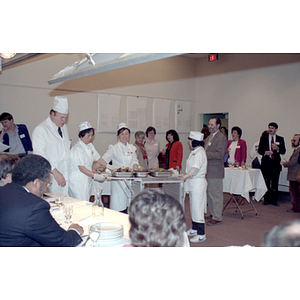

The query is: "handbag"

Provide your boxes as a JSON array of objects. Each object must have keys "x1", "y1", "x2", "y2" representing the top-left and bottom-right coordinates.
[
  {"x1": 296, "y1": 169, "x2": 300, "y2": 184},
  {"x1": 251, "y1": 157, "x2": 261, "y2": 169}
]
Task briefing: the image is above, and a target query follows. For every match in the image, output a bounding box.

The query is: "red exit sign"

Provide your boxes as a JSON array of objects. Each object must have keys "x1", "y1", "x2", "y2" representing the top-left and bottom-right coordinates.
[{"x1": 208, "y1": 53, "x2": 218, "y2": 62}]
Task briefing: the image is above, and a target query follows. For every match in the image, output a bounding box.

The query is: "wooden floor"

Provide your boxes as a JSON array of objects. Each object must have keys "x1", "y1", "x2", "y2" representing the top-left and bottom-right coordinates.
[{"x1": 184, "y1": 192, "x2": 299, "y2": 247}]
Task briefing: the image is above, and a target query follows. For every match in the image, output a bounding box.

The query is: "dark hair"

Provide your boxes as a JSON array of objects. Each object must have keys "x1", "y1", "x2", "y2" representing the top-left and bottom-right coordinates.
[
  {"x1": 209, "y1": 116, "x2": 221, "y2": 126},
  {"x1": 191, "y1": 140, "x2": 205, "y2": 148},
  {"x1": 128, "y1": 190, "x2": 186, "y2": 247},
  {"x1": 0, "y1": 153, "x2": 20, "y2": 179},
  {"x1": 78, "y1": 128, "x2": 94, "y2": 138},
  {"x1": 263, "y1": 220, "x2": 300, "y2": 247},
  {"x1": 268, "y1": 122, "x2": 278, "y2": 129},
  {"x1": 231, "y1": 126, "x2": 242, "y2": 138},
  {"x1": 166, "y1": 129, "x2": 180, "y2": 142},
  {"x1": 0, "y1": 112, "x2": 13, "y2": 122},
  {"x1": 12, "y1": 154, "x2": 51, "y2": 186},
  {"x1": 145, "y1": 126, "x2": 156, "y2": 137},
  {"x1": 117, "y1": 127, "x2": 130, "y2": 135}
]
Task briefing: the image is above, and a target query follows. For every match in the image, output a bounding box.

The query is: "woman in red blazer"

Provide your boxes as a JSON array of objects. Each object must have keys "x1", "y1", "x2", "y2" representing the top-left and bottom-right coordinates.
[
  {"x1": 161, "y1": 129, "x2": 183, "y2": 172},
  {"x1": 225, "y1": 126, "x2": 247, "y2": 167}
]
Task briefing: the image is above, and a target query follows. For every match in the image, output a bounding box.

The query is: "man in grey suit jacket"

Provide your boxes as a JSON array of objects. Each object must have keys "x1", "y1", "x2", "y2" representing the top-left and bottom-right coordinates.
[
  {"x1": 280, "y1": 134, "x2": 300, "y2": 213},
  {"x1": 204, "y1": 116, "x2": 227, "y2": 225}
]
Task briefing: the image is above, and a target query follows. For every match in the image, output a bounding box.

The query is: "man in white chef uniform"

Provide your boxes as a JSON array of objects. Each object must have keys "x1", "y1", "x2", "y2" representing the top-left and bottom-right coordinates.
[{"x1": 32, "y1": 96, "x2": 71, "y2": 195}]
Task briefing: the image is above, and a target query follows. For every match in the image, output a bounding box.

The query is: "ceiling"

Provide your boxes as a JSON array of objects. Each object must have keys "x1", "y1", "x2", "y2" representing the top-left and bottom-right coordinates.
[{"x1": 0, "y1": 53, "x2": 208, "y2": 82}]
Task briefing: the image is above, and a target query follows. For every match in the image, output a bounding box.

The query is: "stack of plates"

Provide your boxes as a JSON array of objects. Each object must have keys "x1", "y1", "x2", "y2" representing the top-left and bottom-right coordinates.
[{"x1": 98, "y1": 222, "x2": 124, "y2": 241}]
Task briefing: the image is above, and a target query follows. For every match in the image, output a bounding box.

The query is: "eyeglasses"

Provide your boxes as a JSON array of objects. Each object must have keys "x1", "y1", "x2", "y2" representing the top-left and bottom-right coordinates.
[{"x1": 46, "y1": 181, "x2": 52, "y2": 188}]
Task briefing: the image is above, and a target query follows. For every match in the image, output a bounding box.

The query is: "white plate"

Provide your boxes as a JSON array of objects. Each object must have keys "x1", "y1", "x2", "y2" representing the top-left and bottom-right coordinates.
[{"x1": 92, "y1": 222, "x2": 123, "y2": 240}]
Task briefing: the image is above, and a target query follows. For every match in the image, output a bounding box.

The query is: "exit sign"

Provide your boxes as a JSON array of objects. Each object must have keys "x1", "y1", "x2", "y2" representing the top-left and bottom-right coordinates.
[{"x1": 208, "y1": 53, "x2": 218, "y2": 62}]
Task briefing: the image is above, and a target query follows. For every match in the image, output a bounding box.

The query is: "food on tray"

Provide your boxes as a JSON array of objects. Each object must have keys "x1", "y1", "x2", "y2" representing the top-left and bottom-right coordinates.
[
  {"x1": 133, "y1": 167, "x2": 148, "y2": 172},
  {"x1": 96, "y1": 166, "x2": 106, "y2": 173},
  {"x1": 116, "y1": 166, "x2": 131, "y2": 172},
  {"x1": 151, "y1": 168, "x2": 169, "y2": 172}
]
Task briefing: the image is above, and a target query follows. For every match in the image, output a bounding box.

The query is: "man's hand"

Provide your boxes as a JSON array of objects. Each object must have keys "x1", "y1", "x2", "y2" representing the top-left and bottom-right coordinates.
[
  {"x1": 265, "y1": 151, "x2": 273, "y2": 156},
  {"x1": 68, "y1": 223, "x2": 84, "y2": 236},
  {"x1": 52, "y1": 168, "x2": 66, "y2": 187}
]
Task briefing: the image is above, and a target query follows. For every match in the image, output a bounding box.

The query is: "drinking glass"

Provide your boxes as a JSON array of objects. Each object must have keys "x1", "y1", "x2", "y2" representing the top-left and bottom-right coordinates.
[
  {"x1": 63, "y1": 205, "x2": 73, "y2": 224},
  {"x1": 235, "y1": 161, "x2": 240, "y2": 168},
  {"x1": 88, "y1": 223, "x2": 101, "y2": 247},
  {"x1": 55, "y1": 197, "x2": 64, "y2": 206}
]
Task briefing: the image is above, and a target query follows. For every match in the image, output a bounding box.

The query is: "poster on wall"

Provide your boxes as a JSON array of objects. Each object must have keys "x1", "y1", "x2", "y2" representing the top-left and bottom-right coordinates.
[
  {"x1": 153, "y1": 98, "x2": 171, "y2": 133},
  {"x1": 126, "y1": 96, "x2": 147, "y2": 132},
  {"x1": 97, "y1": 94, "x2": 121, "y2": 132},
  {"x1": 175, "y1": 100, "x2": 191, "y2": 133}
]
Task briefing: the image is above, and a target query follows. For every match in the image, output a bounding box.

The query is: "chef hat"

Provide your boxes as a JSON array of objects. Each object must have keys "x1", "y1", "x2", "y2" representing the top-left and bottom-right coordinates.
[
  {"x1": 53, "y1": 96, "x2": 69, "y2": 114},
  {"x1": 189, "y1": 131, "x2": 204, "y2": 142},
  {"x1": 79, "y1": 121, "x2": 93, "y2": 132},
  {"x1": 117, "y1": 122, "x2": 129, "y2": 131}
]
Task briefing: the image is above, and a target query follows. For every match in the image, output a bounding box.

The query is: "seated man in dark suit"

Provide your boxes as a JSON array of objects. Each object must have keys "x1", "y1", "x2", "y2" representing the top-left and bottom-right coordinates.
[{"x1": 0, "y1": 154, "x2": 83, "y2": 246}]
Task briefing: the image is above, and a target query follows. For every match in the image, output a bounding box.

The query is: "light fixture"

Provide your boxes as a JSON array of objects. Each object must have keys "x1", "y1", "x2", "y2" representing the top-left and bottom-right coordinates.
[{"x1": 0, "y1": 53, "x2": 16, "y2": 59}]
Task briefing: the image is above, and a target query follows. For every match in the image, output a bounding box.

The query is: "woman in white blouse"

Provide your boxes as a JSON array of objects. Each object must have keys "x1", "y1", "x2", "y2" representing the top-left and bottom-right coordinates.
[
  {"x1": 69, "y1": 122, "x2": 106, "y2": 202},
  {"x1": 144, "y1": 126, "x2": 160, "y2": 169},
  {"x1": 101, "y1": 123, "x2": 139, "y2": 212}
]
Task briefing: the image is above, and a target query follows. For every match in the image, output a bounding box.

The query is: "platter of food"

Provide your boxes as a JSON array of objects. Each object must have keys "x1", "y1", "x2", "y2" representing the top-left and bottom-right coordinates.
[
  {"x1": 149, "y1": 168, "x2": 172, "y2": 177},
  {"x1": 133, "y1": 167, "x2": 149, "y2": 178},
  {"x1": 112, "y1": 167, "x2": 133, "y2": 178}
]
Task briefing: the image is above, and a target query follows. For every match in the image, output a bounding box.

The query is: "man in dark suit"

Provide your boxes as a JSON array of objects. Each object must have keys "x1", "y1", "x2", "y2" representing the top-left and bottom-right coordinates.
[
  {"x1": 0, "y1": 154, "x2": 83, "y2": 247},
  {"x1": 280, "y1": 134, "x2": 300, "y2": 212},
  {"x1": 258, "y1": 122, "x2": 286, "y2": 206},
  {"x1": 204, "y1": 116, "x2": 227, "y2": 225}
]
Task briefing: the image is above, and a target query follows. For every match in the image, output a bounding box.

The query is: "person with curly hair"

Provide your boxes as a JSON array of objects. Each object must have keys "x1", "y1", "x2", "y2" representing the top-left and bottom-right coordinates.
[{"x1": 126, "y1": 190, "x2": 187, "y2": 247}]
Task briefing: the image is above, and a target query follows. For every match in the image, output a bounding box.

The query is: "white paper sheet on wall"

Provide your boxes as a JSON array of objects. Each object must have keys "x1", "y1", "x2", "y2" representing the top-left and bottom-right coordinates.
[
  {"x1": 126, "y1": 96, "x2": 147, "y2": 132},
  {"x1": 97, "y1": 94, "x2": 121, "y2": 132},
  {"x1": 175, "y1": 100, "x2": 191, "y2": 133},
  {"x1": 153, "y1": 99, "x2": 171, "y2": 133}
]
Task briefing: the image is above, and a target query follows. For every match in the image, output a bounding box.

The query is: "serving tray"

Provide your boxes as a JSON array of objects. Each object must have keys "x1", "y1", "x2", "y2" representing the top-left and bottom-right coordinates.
[
  {"x1": 112, "y1": 171, "x2": 133, "y2": 178},
  {"x1": 149, "y1": 171, "x2": 172, "y2": 178},
  {"x1": 133, "y1": 171, "x2": 149, "y2": 178}
]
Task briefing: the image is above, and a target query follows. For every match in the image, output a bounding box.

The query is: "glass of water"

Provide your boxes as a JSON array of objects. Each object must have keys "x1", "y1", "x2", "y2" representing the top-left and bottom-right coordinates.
[
  {"x1": 63, "y1": 205, "x2": 73, "y2": 224},
  {"x1": 88, "y1": 223, "x2": 101, "y2": 247}
]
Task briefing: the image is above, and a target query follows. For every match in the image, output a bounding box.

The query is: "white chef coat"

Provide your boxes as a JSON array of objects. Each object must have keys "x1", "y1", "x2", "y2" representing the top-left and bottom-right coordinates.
[
  {"x1": 102, "y1": 141, "x2": 138, "y2": 211},
  {"x1": 69, "y1": 140, "x2": 101, "y2": 201},
  {"x1": 184, "y1": 146, "x2": 207, "y2": 223},
  {"x1": 32, "y1": 116, "x2": 71, "y2": 195}
]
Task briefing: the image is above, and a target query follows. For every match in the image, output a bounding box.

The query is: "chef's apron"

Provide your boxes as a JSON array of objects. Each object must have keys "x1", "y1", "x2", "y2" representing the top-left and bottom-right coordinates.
[{"x1": 185, "y1": 177, "x2": 207, "y2": 223}]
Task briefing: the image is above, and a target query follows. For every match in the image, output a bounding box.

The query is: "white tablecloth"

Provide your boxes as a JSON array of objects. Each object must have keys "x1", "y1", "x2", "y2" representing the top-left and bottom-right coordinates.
[
  {"x1": 45, "y1": 195, "x2": 189, "y2": 247},
  {"x1": 223, "y1": 168, "x2": 267, "y2": 202}
]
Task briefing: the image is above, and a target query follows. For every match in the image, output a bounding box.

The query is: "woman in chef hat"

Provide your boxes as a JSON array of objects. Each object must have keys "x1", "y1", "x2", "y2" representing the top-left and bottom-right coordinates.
[
  {"x1": 101, "y1": 123, "x2": 139, "y2": 212},
  {"x1": 69, "y1": 121, "x2": 106, "y2": 201},
  {"x1": 182, "y1": 131, "x2": 208, "y2": 243}
]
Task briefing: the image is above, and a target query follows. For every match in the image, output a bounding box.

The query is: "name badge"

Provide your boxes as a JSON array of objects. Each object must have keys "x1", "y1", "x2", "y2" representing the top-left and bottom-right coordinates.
[
  {"x1": 208, "y1": 142, "x2": 212, "y2": 146},
  {"x1": 20, "y1": 134, "x2": 25, "y2": 139},
  {"x1": 236, "y1": 145, "x2": 240, "y2": 148},
  {"x1": 275, "y1": 142, "x2": 280, "y2": 145}
]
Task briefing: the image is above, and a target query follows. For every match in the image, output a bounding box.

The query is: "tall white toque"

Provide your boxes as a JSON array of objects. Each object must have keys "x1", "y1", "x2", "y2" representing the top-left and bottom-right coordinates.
[{"x1": 53, "y1": 96, "x2": 69, "y2": 114}]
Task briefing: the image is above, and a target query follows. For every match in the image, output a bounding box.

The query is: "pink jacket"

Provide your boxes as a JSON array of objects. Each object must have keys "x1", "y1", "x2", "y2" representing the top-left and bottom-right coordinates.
[{"x1": 226, "y1": 139, "x2": 247, "y2": 166}]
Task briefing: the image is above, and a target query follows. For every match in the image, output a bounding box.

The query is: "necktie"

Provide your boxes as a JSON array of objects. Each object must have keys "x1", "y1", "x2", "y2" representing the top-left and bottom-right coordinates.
[
  {"x1": 58, "y1": 127, "x2": 63, "y2": 138},
  {"x1": 271, "y1": 136, "x2": 274, "y2": 159}
]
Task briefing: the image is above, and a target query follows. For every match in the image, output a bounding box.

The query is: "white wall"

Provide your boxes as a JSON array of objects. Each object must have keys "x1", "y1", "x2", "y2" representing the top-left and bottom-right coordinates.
[
  {"x1": 0, "y1": 54, "x2": 197, "y2": 170},
  {"x1": 194, "y1": 53, "x2": 300, "y2": 161}
]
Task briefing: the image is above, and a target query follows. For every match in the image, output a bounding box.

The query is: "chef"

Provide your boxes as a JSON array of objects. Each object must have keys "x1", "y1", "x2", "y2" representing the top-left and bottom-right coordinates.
[
  {"x1": 101, "y1": 123, "x2": 139, "y2": 212},
  {"x1": 32, "y1": 96, "x2": 71, "y2": 195},
  {"x1": 69, "y1": 121, "x2": 106, "y2": 201},
  {"x1": 182, "y1": 131, "x2": 207, "y2": 243}
]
